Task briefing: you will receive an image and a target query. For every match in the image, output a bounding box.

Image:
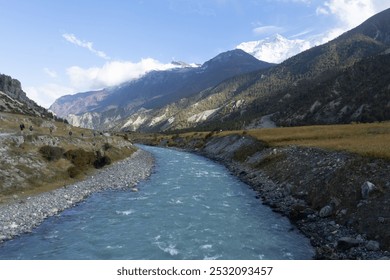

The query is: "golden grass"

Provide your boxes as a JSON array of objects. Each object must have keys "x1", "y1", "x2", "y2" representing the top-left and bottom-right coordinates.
[
  {"x1": 127, "y1": 122, "x2": 390, "y2": 159},
  {"x1": 218, "y1": 122, "x2": 390, "y2": 159}
]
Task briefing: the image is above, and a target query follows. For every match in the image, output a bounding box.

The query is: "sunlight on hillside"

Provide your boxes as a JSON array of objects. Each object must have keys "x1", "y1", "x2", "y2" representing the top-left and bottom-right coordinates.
[{"x1": 229, "y1": 122, "x2": 390, "y2": 159}]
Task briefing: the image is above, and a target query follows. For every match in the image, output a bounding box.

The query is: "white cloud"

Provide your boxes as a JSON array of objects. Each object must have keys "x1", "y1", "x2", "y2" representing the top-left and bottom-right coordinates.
[
  {"x1": 315, "y1": 0, "x2": 390, "y2": 44},
  {"x1": 253, "y1": 25, "x2": 284, "y2": 36},
  {"x1": 43, "y1": 68, "x2": 57, "y2": 78},
  {"x1": 66, "y1": 58, "x2": 178, "y2": 91},
  {"x1": 24, "y1": 84, "x2": 75, "y2": 108},
  {"x1": 62, "y1": 33, "x2": 110, "y2": 60},
  {"x1": 24, "y1": 58, "x2": 179, "y2": 108}
]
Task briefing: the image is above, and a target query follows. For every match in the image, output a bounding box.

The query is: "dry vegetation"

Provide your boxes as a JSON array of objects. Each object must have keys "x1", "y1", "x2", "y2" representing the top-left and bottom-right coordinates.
[
  {"x1": 243, "y1": 122, "x2": 390, "y2": 159},
  {"x1": 132, "y1": 122, "x2": 390, "y2": 160},
  {"x1": 0, "y1": 112, "x2": 136, "y2": 202}
]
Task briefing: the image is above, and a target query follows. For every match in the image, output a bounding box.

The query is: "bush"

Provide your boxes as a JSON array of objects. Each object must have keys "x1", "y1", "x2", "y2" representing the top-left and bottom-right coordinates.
[
  {"x1": 39, "y1": 145, "x2": 65, "y2": 161},
  {"x1": 102, "y1": 143, "x2": 112, "y2": 151},
  {"x1": 64, "y1": 149, "x2": 95, "y2": 167},
  {"x1": 67, "y1": 166, "x2": 80, "y2": 178},
  {"x1": 94, "y1": 154, "x2": 112, "y2": 169}
]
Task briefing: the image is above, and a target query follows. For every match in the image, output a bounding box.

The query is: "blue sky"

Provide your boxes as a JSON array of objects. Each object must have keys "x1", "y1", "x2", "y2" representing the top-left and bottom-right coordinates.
[{"x1": 1, "y1": 0, "x2": 389, "y2": 107}]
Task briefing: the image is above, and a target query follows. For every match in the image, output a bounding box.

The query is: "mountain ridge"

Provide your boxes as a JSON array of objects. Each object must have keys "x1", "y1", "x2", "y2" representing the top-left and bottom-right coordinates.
[{"x1": 50, "y1": 50, "x2": 274, "y2": 129}]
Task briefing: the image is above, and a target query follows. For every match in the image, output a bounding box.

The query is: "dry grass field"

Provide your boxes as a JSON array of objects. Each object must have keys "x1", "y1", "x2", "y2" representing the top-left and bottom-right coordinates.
[
  {"x1": 134, "y1": 122, "x2": 390, "y2": 160},
  {"x1": 242, "y1": 122, "x2": 390, "y2": 159}
]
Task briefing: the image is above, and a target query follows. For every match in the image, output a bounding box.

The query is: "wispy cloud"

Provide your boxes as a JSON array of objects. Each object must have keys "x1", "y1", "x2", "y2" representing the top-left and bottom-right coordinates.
[
  {"x1": 253, "y1": 25, "x2": 284, "y2": 36},
  {"x1": 62, "y1": 33, "x2": 110, "y2": 60},
  {"x1": 43, "y1": 68, "x2": 58, "y2": 78}
]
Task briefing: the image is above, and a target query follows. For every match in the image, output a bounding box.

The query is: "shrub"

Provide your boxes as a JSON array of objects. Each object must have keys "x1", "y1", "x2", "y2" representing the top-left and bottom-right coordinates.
[
  {"x1": 67, "y1": 166, "x2": 80, "y2": 178},
  {"x1": 39, "y1": 145, "x2": 65, "y2": 161},
  {"x1": 103, "y1": 143, "x2": 112, "y2": 151},
  {"x1": 94, "y1": 152, "x2": 112, "y2": 169},
  {"x1": 64, "y1": 149, "x2": 95, "y2": 167}
]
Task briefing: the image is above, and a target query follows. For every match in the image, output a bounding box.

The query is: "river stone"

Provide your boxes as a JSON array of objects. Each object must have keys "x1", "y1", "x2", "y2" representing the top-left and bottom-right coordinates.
[
  {"x1": 319, "y1": 205, "x2": 333, "y2": 218},
  {"x1": 365, "y1": 240, "x2": 380, "y2": 251},
  {"x1": 337, "y1": 237, "x2": 360, "y2": 250},
  {"x1": 361, "y1": 181, "x2": 376, "y2": 199}
]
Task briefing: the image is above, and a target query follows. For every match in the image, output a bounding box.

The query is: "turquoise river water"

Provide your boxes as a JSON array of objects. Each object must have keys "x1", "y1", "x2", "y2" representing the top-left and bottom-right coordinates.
[{"x1": 0, "y1": 145, "x2": 314, "y2": 259}]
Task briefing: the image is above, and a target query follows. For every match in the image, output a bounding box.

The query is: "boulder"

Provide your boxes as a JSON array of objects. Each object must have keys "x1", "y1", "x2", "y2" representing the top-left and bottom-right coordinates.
[
  {"x1": 319, "y1": 205, "x2": 333, "y2": 218},
  {"x1": 361, "y1": 181, "x2": 376, "y2": 199},
  {"x1": 337, "y1": 237, "x2": 360, "y2": 250},
  {"x1": 365, "y1": 240, "x2": 380, "y2": 251}
]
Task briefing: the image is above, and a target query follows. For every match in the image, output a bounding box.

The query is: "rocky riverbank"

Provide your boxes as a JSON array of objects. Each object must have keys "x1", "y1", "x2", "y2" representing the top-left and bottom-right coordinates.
[
  {"x1": 141, "y1": 133, "x2": 390, "y2": 260},
  {"x1": 0, "y1": 149, "x2": 154, "y2": 243},
  {"x1": 200, "y1": 135, "x2": 390, "y2": 259}
]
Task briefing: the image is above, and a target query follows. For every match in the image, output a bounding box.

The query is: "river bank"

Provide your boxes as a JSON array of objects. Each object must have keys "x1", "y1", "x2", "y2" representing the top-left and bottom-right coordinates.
[
  {"x1": 0, "y1": 149, "x2": 154, "y2": 243},
  {"x1": 200, "y1": 136, "x2": 390, "y2": 259},
  {"x1": 137, "y1": 133, "x2": 390, "y2": 260}
]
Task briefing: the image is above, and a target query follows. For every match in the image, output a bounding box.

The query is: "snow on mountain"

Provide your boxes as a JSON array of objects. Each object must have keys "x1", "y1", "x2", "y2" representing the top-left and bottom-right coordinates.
[{"x1": 236, "y1": 34, "x2": 312, "y2": 64}]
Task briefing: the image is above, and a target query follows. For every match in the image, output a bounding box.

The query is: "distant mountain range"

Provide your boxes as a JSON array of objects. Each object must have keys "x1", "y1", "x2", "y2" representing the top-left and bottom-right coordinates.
[
  {"x1": 50, "y1": 49, "x2": 274, "y2": 130},
  {"x1": 50, "y1": 8, "x2": 390, "y2": 132}
]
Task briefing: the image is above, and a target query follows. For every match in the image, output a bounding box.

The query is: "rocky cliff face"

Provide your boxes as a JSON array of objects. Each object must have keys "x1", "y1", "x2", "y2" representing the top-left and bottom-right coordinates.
[{"x1": 0, "y1": 74, "x2": 53, "y2": 118}]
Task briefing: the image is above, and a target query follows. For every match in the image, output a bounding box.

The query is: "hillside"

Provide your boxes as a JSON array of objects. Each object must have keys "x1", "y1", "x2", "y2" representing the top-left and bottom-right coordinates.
[
  {"x1": 50, "y1": 50, "x2": 274, "y2": 130},
  {"x1": 0, "y1": 73, "x2": 138, "y2": 201},
  {"x1": 0, "y1": 111, "x2": 136, "y2": 203}
]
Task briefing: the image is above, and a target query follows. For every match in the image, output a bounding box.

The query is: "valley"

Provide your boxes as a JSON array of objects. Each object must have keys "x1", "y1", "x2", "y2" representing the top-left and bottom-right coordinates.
[{"x1": 1, "y1": 7, "x2": 390, "y2": 261}]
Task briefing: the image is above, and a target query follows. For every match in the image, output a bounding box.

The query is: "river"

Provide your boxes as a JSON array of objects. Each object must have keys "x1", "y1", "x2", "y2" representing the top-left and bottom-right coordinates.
[{"x1": 0, "y1": 145, "x2": 314, "y2": 259}]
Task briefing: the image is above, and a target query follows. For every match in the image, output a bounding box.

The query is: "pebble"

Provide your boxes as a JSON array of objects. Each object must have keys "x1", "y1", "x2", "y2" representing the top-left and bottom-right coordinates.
[{"x1": 0, "y1": 149, "x2": 154, "y2": 242}]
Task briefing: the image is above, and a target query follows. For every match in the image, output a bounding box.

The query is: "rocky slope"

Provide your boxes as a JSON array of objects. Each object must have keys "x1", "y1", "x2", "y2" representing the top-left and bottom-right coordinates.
[
  {"x1": 0, "y1": 111, "x2": 136, "y2": 198},
  {"x1": 141, "y1": 133, "x2": 390, "y2": 259}
]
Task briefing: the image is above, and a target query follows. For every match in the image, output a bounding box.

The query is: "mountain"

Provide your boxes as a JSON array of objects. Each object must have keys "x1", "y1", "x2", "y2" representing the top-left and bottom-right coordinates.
[
  {"x1": 236, "y1": 34, "x2": 312, "y2": 63},
  {"x1": 0, "y1": 74, "x2": 56, "y2": 118},
  {"x1": 50, "y1": 8, "x2": 390, "y2": 132},
  {"x1": 50, "y1": 50, "x2": 274, "y2": 129},
  {"x1": 185, "y1": 8, "x2": 390, "y2": 130},
  {"x1": 115, "y1": 8, "x2": 390, "y2": 132}
]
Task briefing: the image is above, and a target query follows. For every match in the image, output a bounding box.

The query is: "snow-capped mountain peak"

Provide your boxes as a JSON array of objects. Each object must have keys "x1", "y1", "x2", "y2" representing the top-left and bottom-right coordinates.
[{"x1": 236, "y1": 34, "x2": 312, "y2": 64}]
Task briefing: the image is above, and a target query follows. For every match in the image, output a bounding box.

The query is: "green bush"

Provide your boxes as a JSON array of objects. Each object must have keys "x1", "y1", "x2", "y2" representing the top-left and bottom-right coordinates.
[{"x1": 39, "y1": 145, "x2": 65, "y2": 161}]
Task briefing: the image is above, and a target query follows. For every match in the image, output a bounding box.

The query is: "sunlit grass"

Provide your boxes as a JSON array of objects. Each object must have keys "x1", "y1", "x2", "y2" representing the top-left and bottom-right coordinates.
[
  {"x1": 133, "y1": 122, "x2": 390, "y2": 160},
  {"x1": 221, "y1": 122, "x2": 390, "y2": 159}
]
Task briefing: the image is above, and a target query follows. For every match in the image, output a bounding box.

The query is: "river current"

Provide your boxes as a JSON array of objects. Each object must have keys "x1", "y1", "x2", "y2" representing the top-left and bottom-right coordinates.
[{"x1": 0, "y1": 145, "x2": 314, "y2": 259}]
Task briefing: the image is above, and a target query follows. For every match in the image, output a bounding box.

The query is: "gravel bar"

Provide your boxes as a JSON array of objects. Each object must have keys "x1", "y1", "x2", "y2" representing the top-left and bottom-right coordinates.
[{"x1": 0, "y1": 149, "x2": 154, "y2": 242}]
